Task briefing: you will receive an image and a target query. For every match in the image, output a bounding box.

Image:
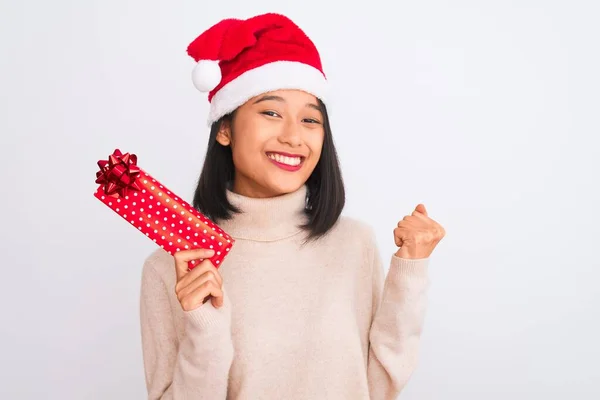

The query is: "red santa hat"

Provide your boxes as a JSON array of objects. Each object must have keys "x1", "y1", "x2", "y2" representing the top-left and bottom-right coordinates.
[{"x1": 186, "y1": 13, "x2": 329, "y2": 125}]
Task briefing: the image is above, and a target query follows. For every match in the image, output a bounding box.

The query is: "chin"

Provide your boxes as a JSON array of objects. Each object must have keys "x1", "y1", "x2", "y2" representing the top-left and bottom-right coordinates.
[{"x1": 265, "y1": 177, "x2": 307, "y2": 196}]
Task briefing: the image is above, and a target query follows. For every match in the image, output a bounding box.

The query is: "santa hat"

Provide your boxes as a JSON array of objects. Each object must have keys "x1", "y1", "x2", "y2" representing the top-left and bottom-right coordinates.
[{"x1": 186, "y1": 13, "x2": 328, "y2": 125}]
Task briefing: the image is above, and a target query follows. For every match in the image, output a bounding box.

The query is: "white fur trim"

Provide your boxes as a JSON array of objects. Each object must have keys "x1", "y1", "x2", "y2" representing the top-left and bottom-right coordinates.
[{"x1": 206, "y1": 60, "x2": 328, "y2": 125}]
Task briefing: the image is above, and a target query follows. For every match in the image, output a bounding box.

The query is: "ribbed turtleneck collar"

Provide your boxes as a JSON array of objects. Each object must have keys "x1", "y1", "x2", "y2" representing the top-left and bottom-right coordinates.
[{"x1": 216, "y1": 185, "x2": 309, "y2": 242}]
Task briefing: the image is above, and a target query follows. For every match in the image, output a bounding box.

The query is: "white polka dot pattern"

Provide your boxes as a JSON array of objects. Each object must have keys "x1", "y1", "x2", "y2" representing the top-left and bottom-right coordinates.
[{"x1": 94, "y1": 171, "x2": 235, "y2": 270}]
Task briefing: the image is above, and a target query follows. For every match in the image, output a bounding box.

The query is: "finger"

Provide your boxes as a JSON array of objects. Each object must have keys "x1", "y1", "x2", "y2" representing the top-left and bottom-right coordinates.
[
  {"x1": 393, "y1": 227, "x2": 404, "y2": 247},
  {"x1": 410, "y1": 212, "x2": 429, "y2": 223},
  {"x1": 176, "y1": 259, "x2": 221, "y2": 295},
  {"x1": 173, "y1": 248, "x2": 215, "y2": 280},
  {"x1": 211, "y1": 293, "x2": 224, "y2": 308},
  {"x1": 178, "y1": 258, "x2": 222, "y2": 289},
  {"x1": 398, "y1": 216, "x2": 416, "y2": 227},
  {"x1": 180, "y1": 281, "x2": 223, "y2": 311},
  {"x1": 180, "y1": 280, "x2": 222, "y2": 311},
  {"x1": 177, "y1": 269, "x2": 221, "y2": 302}
]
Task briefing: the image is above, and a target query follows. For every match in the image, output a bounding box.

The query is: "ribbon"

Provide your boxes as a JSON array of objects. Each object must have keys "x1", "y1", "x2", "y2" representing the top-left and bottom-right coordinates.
[{"x1": 95, "y1": 149, "x2": 142, "y2": 198}]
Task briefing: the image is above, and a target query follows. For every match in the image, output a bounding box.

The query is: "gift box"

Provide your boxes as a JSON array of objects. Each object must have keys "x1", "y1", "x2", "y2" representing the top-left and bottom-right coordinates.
[{"x1": 93, "y1": 149, "x2": 235, "y2": 270}]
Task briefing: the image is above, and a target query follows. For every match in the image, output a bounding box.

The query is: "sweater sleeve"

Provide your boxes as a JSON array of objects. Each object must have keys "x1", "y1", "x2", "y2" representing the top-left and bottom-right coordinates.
[
  {"x1": 367, "y1": 243, "x2": 430, "y2": 400},
  {"x1": 140, "y1": 259, "x2": 234, "y2": 400}
]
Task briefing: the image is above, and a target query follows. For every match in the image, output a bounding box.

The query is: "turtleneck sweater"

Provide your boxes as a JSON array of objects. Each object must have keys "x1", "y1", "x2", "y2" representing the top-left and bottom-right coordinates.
[{"x1": 140, "y1": 185, "x2": 430, "y2": 400}]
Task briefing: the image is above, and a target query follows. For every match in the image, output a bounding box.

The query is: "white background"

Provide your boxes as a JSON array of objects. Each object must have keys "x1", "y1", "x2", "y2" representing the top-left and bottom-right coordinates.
[{"x1": 1, "y1": 0, "x2": 599, "y2": 399}]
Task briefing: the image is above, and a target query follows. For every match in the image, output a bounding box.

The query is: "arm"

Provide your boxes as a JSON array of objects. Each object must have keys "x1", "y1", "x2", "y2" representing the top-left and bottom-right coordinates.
[
  {"x1": 367, "y1": 244, "x2": 430, "y2": 400},
  {"x1": 140, "y1": 259, "x2": 234, "y2": 399}
]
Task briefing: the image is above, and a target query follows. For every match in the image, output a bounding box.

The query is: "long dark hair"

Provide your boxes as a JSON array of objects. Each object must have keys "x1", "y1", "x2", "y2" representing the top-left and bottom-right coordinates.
[{"x1": 192, "y1": 99, "x2": 345, "y2": 241}]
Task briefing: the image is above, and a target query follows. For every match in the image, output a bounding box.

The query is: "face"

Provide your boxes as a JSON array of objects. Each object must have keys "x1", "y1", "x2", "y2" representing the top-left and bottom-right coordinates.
[{"x1": 216, "y1": 89, "x2": 325, "y2": 198}]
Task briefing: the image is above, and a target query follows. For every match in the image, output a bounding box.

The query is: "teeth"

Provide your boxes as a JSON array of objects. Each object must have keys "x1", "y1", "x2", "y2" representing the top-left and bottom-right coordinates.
[{"x1": 268, "y1": 153, "x2": 302, "y2": 166}]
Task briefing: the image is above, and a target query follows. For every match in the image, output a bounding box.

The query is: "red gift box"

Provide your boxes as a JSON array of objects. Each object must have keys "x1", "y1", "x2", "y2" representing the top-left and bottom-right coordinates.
[{"x1": 94, "y1": 149, "x2": 235, "y2": 270}]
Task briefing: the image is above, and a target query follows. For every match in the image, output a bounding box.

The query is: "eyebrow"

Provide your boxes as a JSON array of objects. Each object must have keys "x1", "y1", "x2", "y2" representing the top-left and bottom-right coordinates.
[{"x1": 253, "y1": 95, "x2": 321, "y2": 111}]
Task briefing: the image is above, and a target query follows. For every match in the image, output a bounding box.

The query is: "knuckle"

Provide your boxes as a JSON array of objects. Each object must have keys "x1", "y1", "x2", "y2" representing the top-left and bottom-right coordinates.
[
  {"x1": 209, "y1": 270, "x2": 221, "y2": 283},
  {"x1": 205, "y1": 271, "x2": 216, "y2": 285},
  {"x1": 180, "y1": 298, "x2": 190, "y2": 311},
  {"x1": 175, "y1": 287, "x2": 185, "y2": 302}
]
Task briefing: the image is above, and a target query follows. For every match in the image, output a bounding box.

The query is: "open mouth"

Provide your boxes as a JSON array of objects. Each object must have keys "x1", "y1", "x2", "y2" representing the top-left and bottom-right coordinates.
[{"x1": 266, "y1": 152, "x2": 305, "y2": 170}]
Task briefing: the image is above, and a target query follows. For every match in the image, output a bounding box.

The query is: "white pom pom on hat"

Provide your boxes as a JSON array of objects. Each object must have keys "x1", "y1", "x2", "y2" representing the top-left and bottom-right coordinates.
[{"x1": 191, "y1": 60, "x2": 222, "y2": 92}]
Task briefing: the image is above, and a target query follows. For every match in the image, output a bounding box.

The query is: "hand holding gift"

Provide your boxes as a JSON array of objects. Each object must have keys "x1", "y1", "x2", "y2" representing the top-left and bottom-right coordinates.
[
  {"x1": 174, "y1": 248, "x2": 225, "y2": 310},
  {"x1": 94, "y1": 149, "x2": 235, "y2": 271}
]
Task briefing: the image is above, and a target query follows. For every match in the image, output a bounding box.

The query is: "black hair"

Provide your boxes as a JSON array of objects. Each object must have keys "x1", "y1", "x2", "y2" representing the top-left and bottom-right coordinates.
[{"x1": 192, "y1": 98, "x2": 345, "y2": 241}]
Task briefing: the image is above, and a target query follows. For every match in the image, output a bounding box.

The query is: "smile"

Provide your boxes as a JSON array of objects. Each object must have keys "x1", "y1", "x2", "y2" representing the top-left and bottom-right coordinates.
[{"x1": 266, "y1": 152, "x2": 305, "y2": 171}]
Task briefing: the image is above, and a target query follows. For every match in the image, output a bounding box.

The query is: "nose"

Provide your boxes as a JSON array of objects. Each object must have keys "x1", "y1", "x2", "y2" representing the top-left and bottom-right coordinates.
[{"x1": 277, "y1": 120, "x2": 303, "y2": 147}]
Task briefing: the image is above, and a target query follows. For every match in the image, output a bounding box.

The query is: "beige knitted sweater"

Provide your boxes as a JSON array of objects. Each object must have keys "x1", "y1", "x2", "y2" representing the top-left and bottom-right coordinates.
[{"x1": 140, "y1": 185, "x2": 430, "y2": 399}]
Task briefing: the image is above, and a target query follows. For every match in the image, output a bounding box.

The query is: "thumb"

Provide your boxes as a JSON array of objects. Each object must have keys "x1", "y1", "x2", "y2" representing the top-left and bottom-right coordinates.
[
  {"x1": 415, "y1": 203, "x2": 428, "y2": 216},
  {"x1": 173, "y1": 248, "x2": 215, "y2": 281}
]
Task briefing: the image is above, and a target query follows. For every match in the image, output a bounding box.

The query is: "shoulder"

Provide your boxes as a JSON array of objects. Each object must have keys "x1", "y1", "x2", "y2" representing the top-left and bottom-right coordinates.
[
  {"x1": 311, "y1": 215, "x2": 383, "y2": 274},
  {"x1": 324, "y1": 215, "x2": 379, "y2": 250},
  {"x1": 333, "y1": 215, "x2": 376, "y2": 237},
  {"x1": 141, "y1": 247, "x2": 177, "y2": 287}
]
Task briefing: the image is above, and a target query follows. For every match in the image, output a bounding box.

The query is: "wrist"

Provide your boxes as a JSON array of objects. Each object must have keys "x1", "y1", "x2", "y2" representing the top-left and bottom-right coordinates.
[
  {"x1": 395, "y1": 247, "x2": 431, "y2": 259},
  {"x1": 184, "y1": 292, "x2": 231, "y2": 331}
]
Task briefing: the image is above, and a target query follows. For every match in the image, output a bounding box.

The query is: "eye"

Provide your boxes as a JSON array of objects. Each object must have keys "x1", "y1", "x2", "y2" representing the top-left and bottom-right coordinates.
[
  {"x1": 261, "y1": 111, "x2": 281, "y2": 118},
  {"x1": 302, "y1": 118, "x2": 321, "y2": 124}
]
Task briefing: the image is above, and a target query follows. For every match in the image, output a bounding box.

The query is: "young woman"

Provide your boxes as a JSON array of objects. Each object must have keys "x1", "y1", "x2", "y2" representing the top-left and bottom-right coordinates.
[{"x1": 140, "y1": 12, "x2": 445, "y2": 400}]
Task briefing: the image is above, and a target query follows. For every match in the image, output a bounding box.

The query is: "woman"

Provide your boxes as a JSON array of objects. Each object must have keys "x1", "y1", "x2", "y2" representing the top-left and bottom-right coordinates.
[{"x1": 140, "y1": 12, "x2": 445, "y2": 400}]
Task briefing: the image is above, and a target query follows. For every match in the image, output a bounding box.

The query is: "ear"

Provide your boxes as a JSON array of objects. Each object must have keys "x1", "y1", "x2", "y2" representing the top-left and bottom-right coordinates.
[{"x1": 215, "y1": 119, "x2": 232, "y2": 146}]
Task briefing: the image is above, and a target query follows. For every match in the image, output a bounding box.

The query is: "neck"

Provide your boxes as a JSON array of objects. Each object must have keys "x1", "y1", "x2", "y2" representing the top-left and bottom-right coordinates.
[{"x1": 216, "y1": 185, "x2": 309, "y2": 242}]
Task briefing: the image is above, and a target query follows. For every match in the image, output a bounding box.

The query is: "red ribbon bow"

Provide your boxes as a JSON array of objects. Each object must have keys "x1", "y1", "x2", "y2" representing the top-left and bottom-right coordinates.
[{"x1": 95, "y1": 149, "x2": 142, "y2": 198}]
